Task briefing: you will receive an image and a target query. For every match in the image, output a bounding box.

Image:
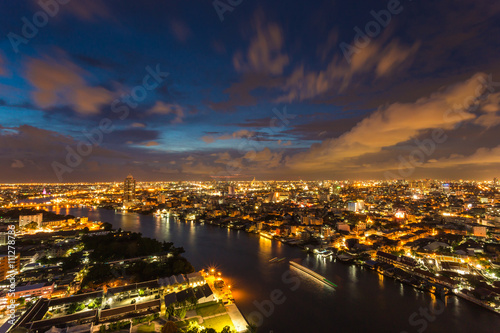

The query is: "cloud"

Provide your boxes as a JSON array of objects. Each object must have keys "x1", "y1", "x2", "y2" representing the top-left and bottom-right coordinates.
[
  {"x1": 286, "y1": 73, "x2": 489, "y2": 171},
  {"x1": 26, "y1": 56, "x2": 113, "y2": 114},
  {"x1": 169, "y1": 19, "x2": 191, "y2": 42},
  {"x1": 210, "y1": 73, "x2": 283, "y2": 112},
  {"x1": 278, "y1": 40, "x2": 420, "y2": 103},
  {"x1": 474, "y1": 92, "x2": 500, "y2": 128},
  {"x1": 131, "y1": 122, "x2": 146, "y2": 128},
  {"x1": 11, "y1": 160, "x2": 24, "y2": 168},
  {"x1": 142, "y1": 141, "x2": 160, "y2": 147},
  {"x1": 244, "y1": 147, "x2": 283, "y2": 168},
  {"x1": 149, "y1": 101, "x2": 185, "y2": 123},
  {"x1": 65, "y1": 0, "x2": 111, "y2": 21},
  {"x1": 233, "y1": 15, "x2": 289, "y2": 75},
  {"x1": 422, "y1": 145, "x2": 500, "y2": 168},
  {"x1": 107, "y1": 128, "x2": 160, "y2": 146},
  {"x1": 202, "y1": 129, "x2": 255, "y2": 144}
]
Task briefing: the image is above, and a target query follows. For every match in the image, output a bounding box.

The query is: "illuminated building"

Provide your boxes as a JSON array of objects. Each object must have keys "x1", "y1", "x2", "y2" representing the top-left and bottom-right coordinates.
[
  {"x1": 0, "y1": 253, "x2": 20, "y2": 281},
  {"x1": 123, "y1": 174, "x2": 136, "y2": 206},
  {"x1": 19, "y1": 213, "x2": 43, "y2": 228}
]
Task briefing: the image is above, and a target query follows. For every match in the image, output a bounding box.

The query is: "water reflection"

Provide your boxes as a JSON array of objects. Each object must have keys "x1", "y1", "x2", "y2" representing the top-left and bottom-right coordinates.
[
  {"x1": 378, "y1": 273, "x2": 384, "y2": 289},
  {"x1": 42, "y1": 207, "x2": 500, "y2": 333}
]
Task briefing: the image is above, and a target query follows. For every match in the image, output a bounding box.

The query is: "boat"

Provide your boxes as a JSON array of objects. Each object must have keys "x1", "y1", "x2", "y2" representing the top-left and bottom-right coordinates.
[
  {"x1": 289, "y1": 260, "x2": 337, "y2": 288},
  {"x1": 316, "y1": 249, "x2": 333, "y2": 258}
]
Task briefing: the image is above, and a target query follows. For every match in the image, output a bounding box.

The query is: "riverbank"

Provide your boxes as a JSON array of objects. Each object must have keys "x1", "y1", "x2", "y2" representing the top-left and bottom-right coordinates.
[{"x1": 43, "y1": 206, "x2": 500, "y2": 332}]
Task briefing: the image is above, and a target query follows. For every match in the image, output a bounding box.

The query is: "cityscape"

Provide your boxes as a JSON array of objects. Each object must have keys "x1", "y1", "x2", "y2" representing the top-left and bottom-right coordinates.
[{"x1": 1, "y1": 1, "x2": 500, "y2": 333}]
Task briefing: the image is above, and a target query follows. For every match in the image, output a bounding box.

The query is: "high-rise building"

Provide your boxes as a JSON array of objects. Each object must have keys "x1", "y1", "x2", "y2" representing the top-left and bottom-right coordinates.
[
  {"x1": 19, "y1": 213, "x2": 43, "y2": 228},
  {"x1": 123, "y1": 174, "x2": 136, "y2": 206},
  {"x1": 0, "y1": 253, "x2": 20, "y2": 281}
]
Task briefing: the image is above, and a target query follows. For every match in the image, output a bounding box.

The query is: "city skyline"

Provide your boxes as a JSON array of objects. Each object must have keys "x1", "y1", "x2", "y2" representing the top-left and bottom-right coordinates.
[{"x1": 1, "y1": 1, "x2": 500, "y2": 181}]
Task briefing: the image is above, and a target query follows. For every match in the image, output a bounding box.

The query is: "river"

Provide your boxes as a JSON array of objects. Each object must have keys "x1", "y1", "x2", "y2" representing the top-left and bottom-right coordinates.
[{"x1": 48, "y1": 207, "x2": 499, "y2": 333}]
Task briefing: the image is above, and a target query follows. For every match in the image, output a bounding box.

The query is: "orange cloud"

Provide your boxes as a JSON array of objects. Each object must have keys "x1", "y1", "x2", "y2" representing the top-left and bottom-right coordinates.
[
  {"x1": 233, "y1": 15, "x2": 289, "y2": 75},
  {"x1": 26, "y1": 56, "x2": 113, "y2": 114},
  {"x1": 286, "y1": 73, "x2": 487, "y2": 171}
]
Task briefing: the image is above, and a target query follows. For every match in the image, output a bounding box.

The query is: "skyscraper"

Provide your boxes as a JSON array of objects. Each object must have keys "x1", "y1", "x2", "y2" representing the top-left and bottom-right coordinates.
[{"x1": 123, "y1": 174, "x2": 136, "y2": 206}]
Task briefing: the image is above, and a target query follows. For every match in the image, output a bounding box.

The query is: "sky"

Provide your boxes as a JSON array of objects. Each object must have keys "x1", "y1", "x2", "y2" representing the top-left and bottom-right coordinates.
[{"x1": 0, "y1": 0, "x2": 499, "y2": 182}]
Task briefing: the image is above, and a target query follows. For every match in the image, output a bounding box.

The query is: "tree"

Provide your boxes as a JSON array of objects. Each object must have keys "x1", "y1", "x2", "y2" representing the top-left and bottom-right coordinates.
[
  {"x1": 174, "y1": 307, "x2": 186, "y2": 319},
  {"x1": 220, "y1": 326, "x2": 232, "y2": 333},
  {"x1": 25, "y1": 221, "x2": 38, "y2": 230},
  {"x1": 166, "y1": 305, "x2": 175, "y2": 318},
  {"x1": 200, "y1": 329, "x2": 216, "y2": 333},
  {"x1": 161, "y1": 321, "x2": 178, "y2": 333}
]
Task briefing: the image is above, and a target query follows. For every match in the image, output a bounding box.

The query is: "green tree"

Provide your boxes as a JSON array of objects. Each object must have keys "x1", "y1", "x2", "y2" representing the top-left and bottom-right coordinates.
[{"x1": 174, "y1": 307, "x2": 187, "y2": 319}]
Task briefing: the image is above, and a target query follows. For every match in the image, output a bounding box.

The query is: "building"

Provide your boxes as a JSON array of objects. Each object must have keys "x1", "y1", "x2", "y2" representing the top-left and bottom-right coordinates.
[
  {"x1": 347, "y1": 200, "x2": 364, "y2": 212},
  {"x1": 19, "y1": 213, "x2": 43, "y2": 228},
  {"x1": 473, "y1": 225, "x2": 487, "y2": 237},
  {"x1": 123, "y1": 174, "x2": 136, "y2": 206},
  {"x1": 158, "y1": 193, "x2": 166, "y2": 204},
  {"x1": 0, "y1": 232, "x2": 7, "y2": 246},
  {"x1": 186, "y1": 272, "x2": 205, "y2": 286},
  {"x1": 0, "y1": 282, "x2": 54, "y2": 306},
  {"x1": 0, "y1": 253, "x2": 20, "y2": 281}
]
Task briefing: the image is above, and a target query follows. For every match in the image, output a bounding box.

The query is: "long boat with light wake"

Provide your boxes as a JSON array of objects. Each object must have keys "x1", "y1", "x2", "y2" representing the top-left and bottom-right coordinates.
[{"x1": 289, "y1": 260, "x2": 337, "y2": 288}]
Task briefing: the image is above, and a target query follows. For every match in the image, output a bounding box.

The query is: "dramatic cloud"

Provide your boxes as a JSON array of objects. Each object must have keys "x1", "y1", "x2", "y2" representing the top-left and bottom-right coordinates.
[
  {"x1": 277, "y1": 40, "x2": 420, "y2": 103},
  {"x1": 286, "y1": 73, "x2": 490, "y2": 171},
  {"x1": 474, "y1": 92, "x2": 500, "y2": 128},
  {"x1": 26, "y1": 57, "x2": 113, "y2": 114},
  {"x1": 233, "y1": 16, "x2": 289, "y2": 75},
  {"x1": 244, "y1": 147, "x2": 283, "y2": 168},
  {"x1": 149, "y1": 102, "x2": 185, "y2": 123},
  {"x1": 422, "y1": 145, "x2": 500, "y2": 168}
]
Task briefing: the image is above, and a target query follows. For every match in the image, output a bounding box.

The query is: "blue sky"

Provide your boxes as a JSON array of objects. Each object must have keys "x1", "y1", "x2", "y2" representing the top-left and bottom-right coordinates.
[{"x1": 1, "y1": 0, "x2": 500, "y2": 182}]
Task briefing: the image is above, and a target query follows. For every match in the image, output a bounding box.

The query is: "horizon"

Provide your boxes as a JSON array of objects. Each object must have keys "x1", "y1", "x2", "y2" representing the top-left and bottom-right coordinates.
[{"x1": 1, "y1": 1, "x2": 499, "y2": 182}]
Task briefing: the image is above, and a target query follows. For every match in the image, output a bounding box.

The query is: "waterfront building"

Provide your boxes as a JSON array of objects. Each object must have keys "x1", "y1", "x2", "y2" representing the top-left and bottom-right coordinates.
[
  {"x1": 19, "y1": 213, "x2": 43, "y2": 228},
  {"x1": 123, "y1": 174, "x2": 136, "y2": 207}
]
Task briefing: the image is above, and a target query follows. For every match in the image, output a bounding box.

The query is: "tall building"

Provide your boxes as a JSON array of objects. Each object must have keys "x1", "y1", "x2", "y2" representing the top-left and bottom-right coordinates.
[
  {"x1": 19, "y1": 213, "x2": 43, "y2": 228},
  {"x1": 0, "y1": 253, "x2": 20, "y2": 281},
  {"x1": 123, "y1": 174, "x2": 136, "y2": 206}
]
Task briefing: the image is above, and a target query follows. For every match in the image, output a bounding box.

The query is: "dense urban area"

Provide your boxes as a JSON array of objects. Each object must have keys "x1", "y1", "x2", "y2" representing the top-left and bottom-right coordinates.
[{"x1": 0, "y1": 176, "x2": 500, "y2": 332}]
